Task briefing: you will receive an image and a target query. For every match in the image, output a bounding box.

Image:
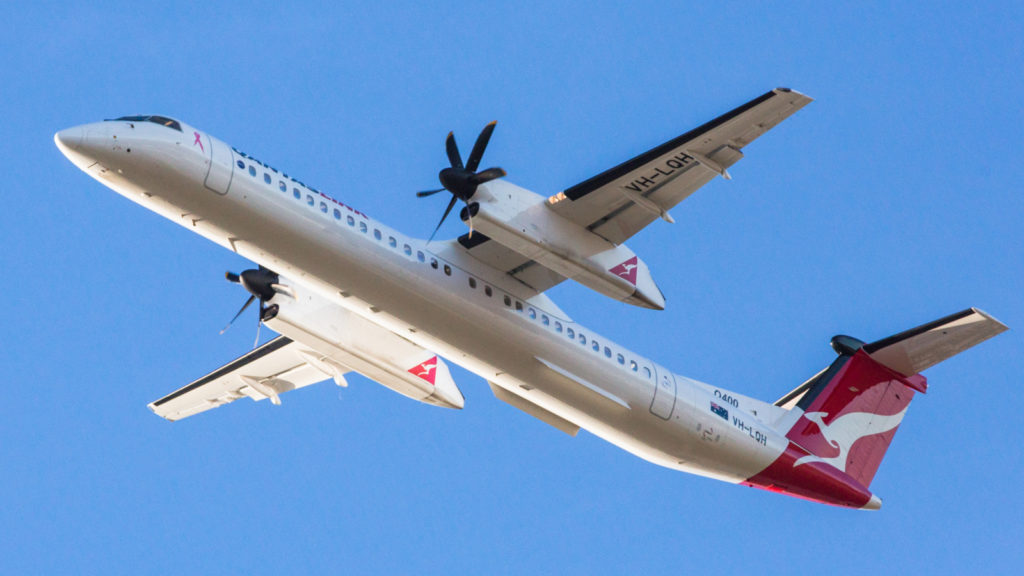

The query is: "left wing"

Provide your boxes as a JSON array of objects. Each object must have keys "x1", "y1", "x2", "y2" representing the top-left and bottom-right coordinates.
[
  {"x1": 454, "y1": 88, "x2": 811, "y2": 296},
  {"x1": 547, "y1": 88, "x2": 812, "y2": 245},
  {"x1": 149, "y1": 336, "x2": 341, "y2": 421}
]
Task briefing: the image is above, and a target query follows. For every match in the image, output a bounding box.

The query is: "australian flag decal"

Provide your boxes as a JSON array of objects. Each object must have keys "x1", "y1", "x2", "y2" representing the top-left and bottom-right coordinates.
[{"x1": 710, "y1": 402, "x2": 729, "y2": 420}]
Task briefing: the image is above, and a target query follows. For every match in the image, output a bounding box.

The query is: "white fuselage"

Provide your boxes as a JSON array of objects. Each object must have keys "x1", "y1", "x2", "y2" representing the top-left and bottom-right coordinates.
[{"x1": 56, "y1": 118, "x2": 796, "y2": 486}]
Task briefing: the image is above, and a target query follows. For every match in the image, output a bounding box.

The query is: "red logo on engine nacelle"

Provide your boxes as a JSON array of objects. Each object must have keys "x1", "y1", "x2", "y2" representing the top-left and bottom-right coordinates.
[
  {"x1": 609, "y1": 256, "x2": 639, "y2": 285},
  {"x1": 408, "y1": 356, "x2": 438, "y2": 385}
]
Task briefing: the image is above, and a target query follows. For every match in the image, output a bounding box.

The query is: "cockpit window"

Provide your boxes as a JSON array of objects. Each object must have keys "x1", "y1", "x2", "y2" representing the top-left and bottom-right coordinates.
[{"x1": 109, "y1": 115, "x2": 183, "y2": 132}]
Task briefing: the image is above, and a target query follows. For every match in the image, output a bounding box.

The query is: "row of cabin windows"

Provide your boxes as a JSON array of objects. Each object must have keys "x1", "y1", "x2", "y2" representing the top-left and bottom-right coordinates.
[
  {"x1": 462, "y1": 274, "x2": 652, "y2": 379},
  {"x1": 243, "y1": 160, "x2": 370, "y2": 223},
  {"x1": 242, "y1": 157, "x2": 653, "y2": 380},
  {"x1": 242, "y1": 157, "x2": 463, "y2": 284}
]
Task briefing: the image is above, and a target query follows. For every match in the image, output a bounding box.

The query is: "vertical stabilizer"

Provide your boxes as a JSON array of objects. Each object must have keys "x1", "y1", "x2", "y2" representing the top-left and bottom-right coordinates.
[{"x1": 783, "y1": 309, "x2": 1006, "y2": 488}]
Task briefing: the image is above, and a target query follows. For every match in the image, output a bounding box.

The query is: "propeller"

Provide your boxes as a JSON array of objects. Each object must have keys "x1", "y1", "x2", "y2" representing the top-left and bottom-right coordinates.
[
  {"x1": 417, "y1": 121, "x2": 506, "y2": 241},
  {"x1": 220, "y1": 266, "x2": 281, "y2": 348}
]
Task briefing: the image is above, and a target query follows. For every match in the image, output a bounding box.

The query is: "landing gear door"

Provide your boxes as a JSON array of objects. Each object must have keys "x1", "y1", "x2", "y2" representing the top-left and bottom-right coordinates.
[
  {"x1": 650, "y1": 365, "x2": 676, "y2": 420},
  {"x1": 203, "y1": 134, "x2": 234, "y2": 195}
]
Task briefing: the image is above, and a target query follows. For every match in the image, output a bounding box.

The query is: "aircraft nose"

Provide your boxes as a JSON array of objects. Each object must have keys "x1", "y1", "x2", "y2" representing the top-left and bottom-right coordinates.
[{"x1": 54, "y1": 126, "x2": 84, "y2": 153}]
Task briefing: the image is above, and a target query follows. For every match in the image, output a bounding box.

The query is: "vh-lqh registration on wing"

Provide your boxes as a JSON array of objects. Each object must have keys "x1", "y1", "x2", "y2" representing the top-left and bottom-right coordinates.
[{"x1": 55, "y1": 89, "x2": 1006, "y2": 509}]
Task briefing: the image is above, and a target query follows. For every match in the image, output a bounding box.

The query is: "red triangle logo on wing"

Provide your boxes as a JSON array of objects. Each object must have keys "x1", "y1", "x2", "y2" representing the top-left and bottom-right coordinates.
[
  {"x1": 408, "y1": 356, "x2": 438, "y2": 385},
  {"x1": 609, "y1": 256, "x2": 639, "y2": 285}
]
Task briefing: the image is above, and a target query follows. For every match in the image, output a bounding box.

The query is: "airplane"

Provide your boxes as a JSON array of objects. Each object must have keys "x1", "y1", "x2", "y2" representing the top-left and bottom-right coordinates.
[{"x1": 54, "y1": 88, "x2": 1007, "y2": 510}]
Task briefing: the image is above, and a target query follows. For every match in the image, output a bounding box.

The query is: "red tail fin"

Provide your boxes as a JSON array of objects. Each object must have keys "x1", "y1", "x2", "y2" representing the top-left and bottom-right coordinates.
[
  {"x1": 782, "y1": 308, "x2": 1006, "y2": 488},
  {"x1": 747, "y1": 309, "x2": 1005, "y2": 507},
  {"x1": 785, "y1": 349, "x2": 925, "y2": 487}
]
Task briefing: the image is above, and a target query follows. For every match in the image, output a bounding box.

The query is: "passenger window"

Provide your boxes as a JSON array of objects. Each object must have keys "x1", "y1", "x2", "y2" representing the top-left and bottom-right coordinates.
[
  {"x1": 528, "y1": 308, "x2": 536, "y2": 319},
  {"x1": 443, "y1": 264, "x2": 451, "y2": 276},
  {"x1": 320, "y1": 202, "x2": 328, "y2": 213},
  {"x1": 541, "y1": 315, "x2": 549, "y2": 326},
  {"x1": 236, "y1": 160, "x2": 245, "y2": 169},
  {"x1": 417, "y1": 251, "x2": 425, "y2": 263},
  {"x1": 264, "y1": 173, "x2": 271, "y2": 184},
  {"x1": 334, "y1": 208, "x2": 342, "y2": 219},
  {"x1": 514, "y1": 301, "x2": 523, "y2": 312},
  {"x1": 359, "y1": 222, "x2": 367, "y2": 233},
  {"x1": 430, "y1": 258, "x2": 438, "y2": 269},
  {"x1": 643, "y1": 367, "x2": 652, "y2": 378},
  {"x1": 604, "y1": 347, "x2": 612, "y2": 358},
  {"x1": 484, "y1": 285, "x2": 492, "y2": 297},
  {"x1": 554, "y1": 321, "x2": 562, "y2": 333},
  {"x1": 468, "y1": 277, "x2": 476, "y2": 288},
  {"x1": 403, "y1": 244, "x2": 412, "y2": 256},
  {"x1": 630, "y1": 360, "x2": 638, "y2": 372},
  {"x1": 567, "y1": 327, "x2": 575, "y2": 339},
  {"x1": 279, "y1": 181, "x2": 287, "y2": 192},
  {"x1": 293, "y1": 188, "x2": 301, "y2": 199},
  {"x1": 306, "y1": 195, "x2": 314, "y2": 207},
  {"x1": 388, "y1": 236, "x2": 397, "y2": 248},
  {"x1": 592, "y1": 340, "x2": 600, "y2": 352},
  {"x1": 347, "y1": 215, "x2": 355, "y2": 226},
  {"x1": 374, "y1": 229, "x2": 382, "y2": 240},
  {"x1": 617, "y1": 353, "x2": 625, "y2": 365},
  {"x1": 578, "y1": 333, "x2": 586, "y2": 345},
  {"x1": 249, "y1": 166, "x2": 256, "y2": 177},
  {"x1": 503, "y1": 295, "x2": 511, "y2": 306}
]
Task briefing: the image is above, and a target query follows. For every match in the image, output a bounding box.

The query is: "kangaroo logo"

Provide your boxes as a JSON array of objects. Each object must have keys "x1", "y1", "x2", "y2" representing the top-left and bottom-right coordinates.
[
  {"x1": 609, "y1": 256, "x2": 639, "y2": 285},
  {"x1": 408, "y1": 356, "x2": 438, "y2": 385},
  {"x1": 793, "y1": 406, "x2": 908, "y2": 471}
]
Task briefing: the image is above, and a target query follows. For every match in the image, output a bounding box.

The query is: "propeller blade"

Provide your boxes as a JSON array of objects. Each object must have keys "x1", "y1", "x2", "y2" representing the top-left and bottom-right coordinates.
[
  {"x1": 428, "y1": 195, "x2": 459, "y2": 243},
  {"x1": 416, "y1": 188, "x2": 446, "y2": 198},
  {"x1": 225, "y1": 271, "x2": 241, "y2": 283},
  {"x1": 445, "y1": 132, "x2": 463, "y2": 170},
  {"x1": 465, "y1": 121, "x2": 497, "y2": 172},
  {"x1": 220, "y1": 294, "x2": 256, "y2": 334},
  {"x1": 472, "y1": 167, "x2": 506, "y2": 185}
]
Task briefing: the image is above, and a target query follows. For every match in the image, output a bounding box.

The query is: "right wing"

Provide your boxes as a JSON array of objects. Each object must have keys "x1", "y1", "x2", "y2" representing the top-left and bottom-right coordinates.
[{"x1": 149, "y1": 336, "x2": 343, "y2": 421}]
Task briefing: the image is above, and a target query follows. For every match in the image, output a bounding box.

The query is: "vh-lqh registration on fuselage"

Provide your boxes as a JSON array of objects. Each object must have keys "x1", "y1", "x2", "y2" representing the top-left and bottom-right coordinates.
[{"x1": 55, "y1": 88, "x2": 1006, "y2": 509}]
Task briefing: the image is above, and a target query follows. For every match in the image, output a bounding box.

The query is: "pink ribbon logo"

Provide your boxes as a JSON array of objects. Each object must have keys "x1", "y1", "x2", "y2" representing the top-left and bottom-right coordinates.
[{"x1": 193, "y1": 131, "x2": 205, "y2": 152}]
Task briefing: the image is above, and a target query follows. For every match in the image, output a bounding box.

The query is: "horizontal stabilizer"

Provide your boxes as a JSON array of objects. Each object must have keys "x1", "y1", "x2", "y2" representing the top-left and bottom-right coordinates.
[{"x1": 864, "y1": 308, "x2": 1008, "y2": 376}]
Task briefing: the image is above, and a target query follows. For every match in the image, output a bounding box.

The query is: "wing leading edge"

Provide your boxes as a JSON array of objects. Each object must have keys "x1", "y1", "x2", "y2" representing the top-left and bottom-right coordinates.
[{"x1": 149, "y1": 336, "x2": 340, "y2": 421}]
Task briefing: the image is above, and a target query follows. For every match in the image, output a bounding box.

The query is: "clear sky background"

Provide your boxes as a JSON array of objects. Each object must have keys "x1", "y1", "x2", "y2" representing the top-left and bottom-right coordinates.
[{"x1": 2, "y1": 2, "x2": 1022, "y2": 573}]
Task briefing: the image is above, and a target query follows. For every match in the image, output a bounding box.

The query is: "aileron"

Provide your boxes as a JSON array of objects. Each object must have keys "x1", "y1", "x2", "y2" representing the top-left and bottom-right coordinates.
[{"x1": 149, "y1": 336, "x2": 333, "y2": 421}]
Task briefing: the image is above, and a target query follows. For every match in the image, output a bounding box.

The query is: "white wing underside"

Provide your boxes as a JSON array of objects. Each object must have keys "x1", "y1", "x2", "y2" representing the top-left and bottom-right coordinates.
[
  {"x1": 456, "y1": 88, "x2": 813, "y2": 293},
  {"x1": 149, "y1": 336, "x2": 337, "y2": 421}
]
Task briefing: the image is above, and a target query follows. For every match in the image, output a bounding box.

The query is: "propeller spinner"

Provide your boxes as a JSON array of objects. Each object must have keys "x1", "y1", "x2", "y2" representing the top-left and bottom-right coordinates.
[
  {"x1": 220, "y1": 266, "x2": 283, "y2": 348},
  {"x1": 417, "y1": 121, "x2": 506, "y2": 241}
]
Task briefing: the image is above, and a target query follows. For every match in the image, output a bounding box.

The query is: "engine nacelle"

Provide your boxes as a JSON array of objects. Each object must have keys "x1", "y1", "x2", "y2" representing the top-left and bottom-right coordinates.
[
  {"x1": 463, "y1": 181, "x2": 665, "y2": 309},
  {"x1": 263, "y1": 282, "x2": 465, "y2": 409}
]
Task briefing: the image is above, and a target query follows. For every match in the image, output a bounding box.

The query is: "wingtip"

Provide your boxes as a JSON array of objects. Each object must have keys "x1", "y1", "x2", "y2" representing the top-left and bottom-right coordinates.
[
  {"x1": 970, "y1": 307, "x2": 1010, "y2": 332},
  {"x1": 775, "y1": 86, "x2": 813, "y2": 102}
]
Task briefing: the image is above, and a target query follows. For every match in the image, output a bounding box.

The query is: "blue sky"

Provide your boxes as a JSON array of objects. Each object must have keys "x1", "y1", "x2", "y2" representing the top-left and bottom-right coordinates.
[{"x1": 3, "y1": 1, "x2": 1022, "y2": 573}]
